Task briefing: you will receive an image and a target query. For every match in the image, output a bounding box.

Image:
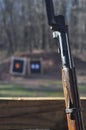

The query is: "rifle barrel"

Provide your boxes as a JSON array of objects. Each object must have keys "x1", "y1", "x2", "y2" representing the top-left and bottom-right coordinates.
[{"x1": 45, "y1": 0, "x2": 55, "y2": 25}]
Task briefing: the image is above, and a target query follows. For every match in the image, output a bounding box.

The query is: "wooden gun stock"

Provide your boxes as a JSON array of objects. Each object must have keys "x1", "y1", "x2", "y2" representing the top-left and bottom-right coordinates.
[{"x1": 62, "y1": 68, "x2": 84, "y2": 130}]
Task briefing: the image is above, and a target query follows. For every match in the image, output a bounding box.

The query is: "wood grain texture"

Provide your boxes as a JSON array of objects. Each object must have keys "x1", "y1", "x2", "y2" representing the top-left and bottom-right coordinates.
[
  {"x1": 0, "y1": 98, "x2": 85, "y2": 130},
  {"x1": 62, "y1": 68, "x2": 85, "y2": 130}
]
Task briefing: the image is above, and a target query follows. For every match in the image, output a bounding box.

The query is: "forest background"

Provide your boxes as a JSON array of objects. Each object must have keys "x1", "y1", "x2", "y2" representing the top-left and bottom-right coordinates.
[{"x1": 0, "y1": 0, "x2": 85, "y2": 56}]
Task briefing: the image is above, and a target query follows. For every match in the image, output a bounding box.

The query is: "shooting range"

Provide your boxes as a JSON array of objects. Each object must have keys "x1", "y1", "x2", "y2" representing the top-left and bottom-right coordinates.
[{"x1": 0, "y1": 0, "x2": 85, "y2": 130}]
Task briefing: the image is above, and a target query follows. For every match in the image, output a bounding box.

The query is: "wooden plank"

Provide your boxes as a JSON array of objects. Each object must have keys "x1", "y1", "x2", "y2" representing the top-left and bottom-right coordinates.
[{"x1": 0, "y1": 98, "x2": 85, "y2": 130}]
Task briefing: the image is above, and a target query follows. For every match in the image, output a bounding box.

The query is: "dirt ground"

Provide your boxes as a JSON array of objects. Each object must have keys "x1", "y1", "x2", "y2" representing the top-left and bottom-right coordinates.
[{"x1": 0, "y1": 51, "x2": 86, "y2": 85}]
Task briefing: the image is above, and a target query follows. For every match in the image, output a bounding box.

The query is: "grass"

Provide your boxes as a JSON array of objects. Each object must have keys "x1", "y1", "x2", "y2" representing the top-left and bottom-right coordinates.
[
  {"x1": 0, "y1": 84, "x2": 63, "y2": 97},
  {"x1": 0, "y1": 80, "x2": 63, "y2": 97},
  {"x1": 79, "y1": 85, "x2": 86, "y2": 97},
  {"x1": 0, "y1": 80, "x2": 85, "y2": 97}
]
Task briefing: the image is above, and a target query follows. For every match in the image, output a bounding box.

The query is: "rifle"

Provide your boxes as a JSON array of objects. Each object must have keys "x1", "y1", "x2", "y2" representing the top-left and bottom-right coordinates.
[{"x1": 45, "y1": 0, "x2": 85, "y2": 130}]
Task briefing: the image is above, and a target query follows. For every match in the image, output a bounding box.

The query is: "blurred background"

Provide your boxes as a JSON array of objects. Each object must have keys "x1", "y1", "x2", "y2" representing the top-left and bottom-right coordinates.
[{"x1": 0, "y1": 0, "x2": 86, "y2": 97}]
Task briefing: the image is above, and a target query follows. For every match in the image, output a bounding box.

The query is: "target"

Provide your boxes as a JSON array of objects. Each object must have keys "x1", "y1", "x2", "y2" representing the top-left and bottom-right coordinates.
[{"x1": 10, "y1": 57, "x2": 26, "y2": 76}]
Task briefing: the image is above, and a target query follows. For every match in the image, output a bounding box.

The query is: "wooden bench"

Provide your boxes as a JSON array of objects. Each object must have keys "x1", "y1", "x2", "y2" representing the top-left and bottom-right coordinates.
[{"x1": 0, "y1": 97, "x2": 86, "y2": 130}]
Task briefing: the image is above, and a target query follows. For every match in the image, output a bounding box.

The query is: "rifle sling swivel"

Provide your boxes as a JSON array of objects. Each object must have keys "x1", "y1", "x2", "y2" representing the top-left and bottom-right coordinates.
[{"x1": 65, "y1": 108, "x2": 81, "y2": 114}]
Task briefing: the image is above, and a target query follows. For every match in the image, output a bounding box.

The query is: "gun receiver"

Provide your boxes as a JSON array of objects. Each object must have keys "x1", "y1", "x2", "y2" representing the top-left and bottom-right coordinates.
[{"x1": 45, "y1": 0, "x2": 85, "y2": 130}]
